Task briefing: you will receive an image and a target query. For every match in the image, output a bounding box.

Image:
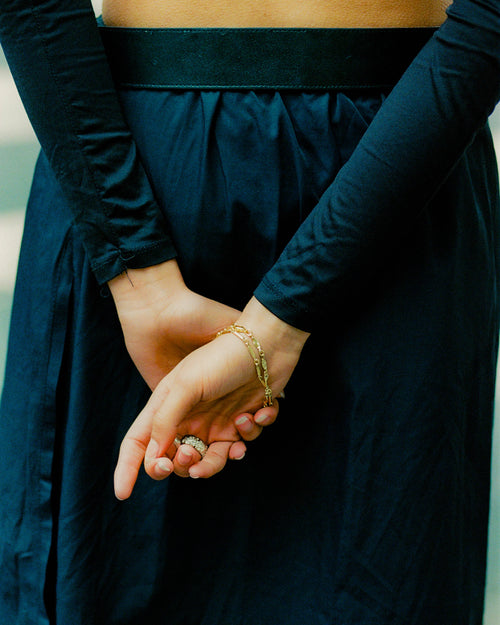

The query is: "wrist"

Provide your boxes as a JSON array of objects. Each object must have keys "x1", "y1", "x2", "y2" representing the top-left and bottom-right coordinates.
[
  {"x1": 231, "y1": 297, "x2": 310, "y2": 402},
  {"x1": 108, "y1": 259, "x2": 187, "y2": 308},
  {"x1": 237, "y1": 297, "x2": 310, "y2": 357}
]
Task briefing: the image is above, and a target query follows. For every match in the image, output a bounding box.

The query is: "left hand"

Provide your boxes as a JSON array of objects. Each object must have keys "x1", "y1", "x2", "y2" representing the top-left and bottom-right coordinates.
[
  {"x1": 108, "y1": 259, "x2": 241, "y2": 390},
  {"x1": 114, "y1": 297, "x2": 310, "y2": 499}
]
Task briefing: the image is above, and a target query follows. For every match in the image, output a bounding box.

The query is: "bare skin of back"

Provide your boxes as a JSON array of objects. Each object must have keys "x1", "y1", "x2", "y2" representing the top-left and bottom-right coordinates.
[{"x1": 102, "y1": 0, "x2": 451, "y2": 29}]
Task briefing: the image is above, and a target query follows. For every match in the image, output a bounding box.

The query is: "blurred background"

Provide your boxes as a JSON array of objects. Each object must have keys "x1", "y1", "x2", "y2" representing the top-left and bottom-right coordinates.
[{"x1": 1, "y1": 4, "x2": 500, "y2": 622}]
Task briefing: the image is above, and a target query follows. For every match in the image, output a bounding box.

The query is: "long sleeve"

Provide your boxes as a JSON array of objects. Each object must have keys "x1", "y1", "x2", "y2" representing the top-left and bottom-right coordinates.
[
  {"x1": 0, "y1": 0, "x2": 177, "y2": 284},
  {"x1": 254, "y1": 0, "x2": 500, "y2": 332}
]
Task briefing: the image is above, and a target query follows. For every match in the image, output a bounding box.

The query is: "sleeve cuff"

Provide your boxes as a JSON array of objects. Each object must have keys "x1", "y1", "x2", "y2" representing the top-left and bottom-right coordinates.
[{"x1": 91, "y1": 239, "x2": 177, "y2": 285}]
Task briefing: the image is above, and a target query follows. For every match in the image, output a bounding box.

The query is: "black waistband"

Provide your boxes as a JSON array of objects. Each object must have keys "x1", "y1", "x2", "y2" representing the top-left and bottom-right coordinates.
[{"x1": 98, "y1": 25, "x2": 436, "y2": 91}]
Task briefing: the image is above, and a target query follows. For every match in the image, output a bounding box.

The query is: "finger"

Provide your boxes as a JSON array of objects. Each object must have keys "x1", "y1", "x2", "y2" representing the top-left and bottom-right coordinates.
[
  {"x1": 234, "y1": 413, "x2": 263, "y2": 441},
  {"x1": 253, "y1": 401, "x2": 280, "y2": 427},
  {"x1": 234, "y1": 401, "x2": 280, "y2": 442},
  {"x1": 115, "y1": 436, "x2": 149, "y2": 500},
  {"x1": 114, "y1": 407, "x2": 170, "y2": 500},
  {"x1": 229, "y1": 439, "x2": 247, "y2": 460},
  {"x1": 144, "y1": 440, "x2": 178, "y2": 481},
  {"x1": 144, "y1": 455, "x2": 175, "y2": 482},
  {"x1": 172, "y1": 443, "x2": 203, "y2": 478},
  {"x1": 188, "y1": 441, "x2": 232, "y2": 479}
]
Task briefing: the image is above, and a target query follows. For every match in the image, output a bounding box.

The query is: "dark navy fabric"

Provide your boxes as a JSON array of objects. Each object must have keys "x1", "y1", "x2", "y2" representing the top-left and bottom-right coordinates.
[
  {"x1": 0, "y1": 85, "x2": 499, "y2": 624},
  {"x1": 0, "y1": 0, "x2": 499, "y2": 623}
]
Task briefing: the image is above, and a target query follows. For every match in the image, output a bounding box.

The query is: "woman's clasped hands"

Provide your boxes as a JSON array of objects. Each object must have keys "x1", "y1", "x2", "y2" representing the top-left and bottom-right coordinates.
[{"x1": 108, "y1": 260, "x2": 309, "y2": 500}]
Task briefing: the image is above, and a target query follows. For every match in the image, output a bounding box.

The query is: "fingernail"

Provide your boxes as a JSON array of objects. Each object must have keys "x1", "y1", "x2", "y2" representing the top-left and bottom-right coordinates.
[
  {"x1": 145, "y1": 439, "x2": 159, "y2": 461},
  {"x1": 189, "y1": 469, "x2": 200, "y2": 479},
  {"x1": 234, "y1": 451, "x2": 246, "y2": 461},
  {"x1": 156, "y1": 458, "x2": 172, "y2": 476},
  {"x1": 255, "y1": 414, "x2": 270, "y2": 426},
  {"x1": 235, "y1": 416, "x2": 252, "y2": 432},
  {"x1": 178, "y1": 447, "x2": 193, "y2": 467}
]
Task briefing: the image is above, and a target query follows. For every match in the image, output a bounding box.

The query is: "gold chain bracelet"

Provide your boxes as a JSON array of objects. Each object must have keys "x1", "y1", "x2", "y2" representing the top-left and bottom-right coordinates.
[{"x1": 216, "y1": 324, "x2": 273, "y2": 407}]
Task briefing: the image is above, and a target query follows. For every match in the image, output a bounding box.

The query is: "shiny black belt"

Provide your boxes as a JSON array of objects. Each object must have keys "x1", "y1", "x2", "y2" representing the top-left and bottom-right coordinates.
[{"x1": 98, "y1": 25, "x2": 436, "y2": 91}]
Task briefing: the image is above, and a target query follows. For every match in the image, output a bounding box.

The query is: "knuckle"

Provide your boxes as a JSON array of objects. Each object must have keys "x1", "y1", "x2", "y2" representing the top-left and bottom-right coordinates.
[{"x1": 154, "y1": 376, "x2": 173, "y2": 402}]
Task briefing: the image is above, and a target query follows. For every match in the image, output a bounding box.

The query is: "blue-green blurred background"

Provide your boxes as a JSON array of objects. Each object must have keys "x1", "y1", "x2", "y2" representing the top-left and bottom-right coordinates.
[{"x1": 1, "y1": 13, "x2": 500, "y2": 623}]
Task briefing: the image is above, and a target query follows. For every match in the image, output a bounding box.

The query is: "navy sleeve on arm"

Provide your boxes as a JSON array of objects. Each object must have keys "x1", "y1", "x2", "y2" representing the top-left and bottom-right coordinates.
[
  {"x1": 254, "y1": 0, "x2": 500, "y2": 332},
  {"x1": 0, "y1": 0, "x2": 177, "y2": 284}
]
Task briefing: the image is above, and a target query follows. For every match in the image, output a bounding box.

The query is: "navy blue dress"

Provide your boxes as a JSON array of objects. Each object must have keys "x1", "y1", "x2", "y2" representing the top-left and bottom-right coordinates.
[{"x1": 0, "y1": 1, "x2": 500, "y2": 623}]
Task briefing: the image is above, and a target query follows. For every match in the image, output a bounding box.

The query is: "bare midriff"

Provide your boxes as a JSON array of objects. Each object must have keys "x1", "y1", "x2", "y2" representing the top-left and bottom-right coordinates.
[{"x1": 102, "y1": 0, "x2": 452, "y2": 29}]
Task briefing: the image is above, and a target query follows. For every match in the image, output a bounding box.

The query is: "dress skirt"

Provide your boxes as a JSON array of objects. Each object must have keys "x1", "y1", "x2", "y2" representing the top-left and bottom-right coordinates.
[{"x1": 0, "y1": 44, "x2": 499, "y2": 625}]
